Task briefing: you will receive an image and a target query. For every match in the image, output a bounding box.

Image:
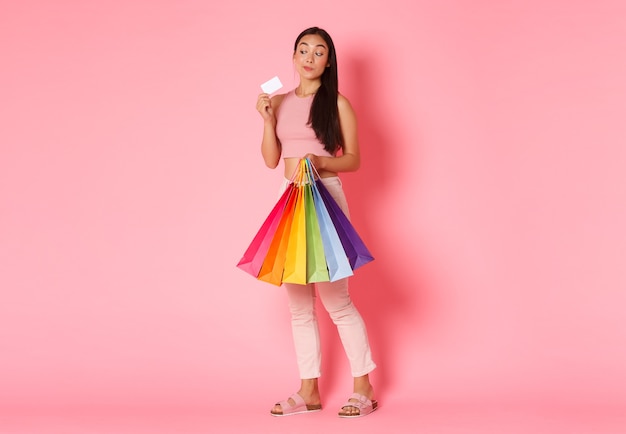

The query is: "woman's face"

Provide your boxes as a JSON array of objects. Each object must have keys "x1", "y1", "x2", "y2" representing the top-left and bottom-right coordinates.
[{"x1": 293, "y1": 33, "x2": 330, "y2": 81}]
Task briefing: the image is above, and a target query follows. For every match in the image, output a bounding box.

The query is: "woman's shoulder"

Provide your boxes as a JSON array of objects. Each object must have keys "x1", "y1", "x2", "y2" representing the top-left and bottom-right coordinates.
[
  {"x1": 270, "y1": 89, "x2": 294, "y2": 108},
  {"x1": 337, "y1": 93, "x2": 355, "y2": 112},
  {"x1": 271, "y1": 93, "x2": 287, "y2": 103}
]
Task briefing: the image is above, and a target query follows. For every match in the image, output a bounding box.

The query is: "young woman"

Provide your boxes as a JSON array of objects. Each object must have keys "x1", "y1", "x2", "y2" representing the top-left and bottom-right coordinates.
[{"x1": 255, "y1": 27, "x2": 378, "y2": 418}]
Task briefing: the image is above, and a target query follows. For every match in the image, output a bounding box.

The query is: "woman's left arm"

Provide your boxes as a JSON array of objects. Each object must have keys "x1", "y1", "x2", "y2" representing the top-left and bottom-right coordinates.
[{"x1": 307, "y1": 94, "x2": 360, "y2": 173}]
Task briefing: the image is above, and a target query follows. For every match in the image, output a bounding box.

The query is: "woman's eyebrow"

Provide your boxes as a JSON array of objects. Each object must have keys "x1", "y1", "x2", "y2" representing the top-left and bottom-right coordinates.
[{"x1": 299, "y1": 42, "x2": 327, "y2": 49}]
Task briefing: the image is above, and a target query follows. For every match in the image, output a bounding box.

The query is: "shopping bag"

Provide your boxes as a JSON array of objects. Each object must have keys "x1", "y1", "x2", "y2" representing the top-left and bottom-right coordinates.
[
  {"x1": 236, "y1": 186, "x2": 291, "y2": 278},
  {"x1": 315, "y1": 177, "x2": 374, "y2": 271},
  {"x1": 257, "y1": 185, "x2": 298, "y2": 286},
  {"x1": 282, "y1": 184, "x2": 308, "y2": 284},
  {"x1": 303, "y1": 179, "x2": 331, "y2": 283},
  {"x1": 237, "y1": 157, "x2": 372, "y2": 286},
  {"x1": 305, "y1": 163, "x2": 353, "y2": 281}
]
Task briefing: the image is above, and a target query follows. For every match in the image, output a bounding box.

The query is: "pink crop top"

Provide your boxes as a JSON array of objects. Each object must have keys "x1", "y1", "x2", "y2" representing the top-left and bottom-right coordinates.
[{"x1": 275, "y1": 90, "x2": 335, "y2": 159}]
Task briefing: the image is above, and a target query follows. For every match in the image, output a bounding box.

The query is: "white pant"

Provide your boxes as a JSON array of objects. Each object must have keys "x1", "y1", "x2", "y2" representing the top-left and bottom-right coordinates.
[{"x1": 281, "y1": 177, "x2": 376, "y2": 379}]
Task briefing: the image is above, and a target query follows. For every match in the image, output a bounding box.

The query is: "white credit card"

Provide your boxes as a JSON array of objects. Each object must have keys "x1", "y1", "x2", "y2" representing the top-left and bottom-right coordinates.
[{"x1": 261, "y1": 76, "x2": 283, "y2": 94}]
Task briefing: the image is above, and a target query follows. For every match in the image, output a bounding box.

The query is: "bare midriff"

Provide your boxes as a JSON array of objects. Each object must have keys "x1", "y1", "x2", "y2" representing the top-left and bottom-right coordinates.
[{"x1": 283, "y1": 157, "x2": 338, "y2": 180}]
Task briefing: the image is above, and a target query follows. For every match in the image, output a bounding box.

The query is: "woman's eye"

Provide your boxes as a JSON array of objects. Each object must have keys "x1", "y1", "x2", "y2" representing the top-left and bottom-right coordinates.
[
  {"x1": 315, "y1": 52, "x2": 324, "y2": 57},
  {"x1": 300, "y1": 50, "x2": 307, "y2": 54}
]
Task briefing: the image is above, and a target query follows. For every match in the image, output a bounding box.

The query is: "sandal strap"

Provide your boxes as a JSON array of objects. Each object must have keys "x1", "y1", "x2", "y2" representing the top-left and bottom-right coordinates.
[
  {"x1": 343, "y1": 393, "x2": 372, "y2": 409},
  {"x1": 277, "y1": 392, "x2": 305, "y2": 410}
]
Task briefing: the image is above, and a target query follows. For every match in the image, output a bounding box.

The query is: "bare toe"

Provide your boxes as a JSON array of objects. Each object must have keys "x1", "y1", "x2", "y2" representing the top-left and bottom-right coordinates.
[{"x1": 339, "y1": 403, "x2": 359, "y2": 416}]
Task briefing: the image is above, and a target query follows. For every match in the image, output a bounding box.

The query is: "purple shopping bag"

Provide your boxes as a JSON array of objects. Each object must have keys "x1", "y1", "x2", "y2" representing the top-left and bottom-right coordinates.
[
  {"x1": 310, "y1": 177, "x2": 354, "y2": 282},
  {"x1": 315, "y1": 179, "x2": 374, "y2": 271}
]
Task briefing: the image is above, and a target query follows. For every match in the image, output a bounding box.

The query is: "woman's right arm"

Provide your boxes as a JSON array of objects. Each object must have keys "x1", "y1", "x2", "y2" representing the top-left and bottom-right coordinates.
[{"x1": 256, "y1": 93, "x2": 284, "y2": 169}]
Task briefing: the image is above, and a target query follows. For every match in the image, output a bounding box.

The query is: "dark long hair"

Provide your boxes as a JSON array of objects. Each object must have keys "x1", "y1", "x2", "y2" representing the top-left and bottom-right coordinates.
[{"x1": 294, "y1": 27, "x2": 343, "y2": 154}]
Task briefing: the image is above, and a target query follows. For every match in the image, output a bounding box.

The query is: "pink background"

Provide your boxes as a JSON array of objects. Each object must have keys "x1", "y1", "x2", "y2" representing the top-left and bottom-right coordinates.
[{"x1": 1, "y1": 1, "x2": 625, "y2": 433}]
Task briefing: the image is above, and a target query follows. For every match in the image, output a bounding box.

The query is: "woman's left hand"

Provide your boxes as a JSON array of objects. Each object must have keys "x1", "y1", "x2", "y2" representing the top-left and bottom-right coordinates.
[{"x1": 304, "y1": 154, "x2": 324, "y2": 170}]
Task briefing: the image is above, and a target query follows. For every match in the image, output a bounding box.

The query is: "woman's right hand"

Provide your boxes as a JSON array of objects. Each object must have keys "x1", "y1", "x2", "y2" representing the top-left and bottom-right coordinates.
[{"x1": 256, "y1": 93, "x2": 275, "y2": 123}]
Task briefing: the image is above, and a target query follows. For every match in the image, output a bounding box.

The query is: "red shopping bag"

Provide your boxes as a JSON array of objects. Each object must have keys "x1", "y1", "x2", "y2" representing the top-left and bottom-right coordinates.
[{"x1": 236, "y1": 185, "x2": 292, "y2": 278}]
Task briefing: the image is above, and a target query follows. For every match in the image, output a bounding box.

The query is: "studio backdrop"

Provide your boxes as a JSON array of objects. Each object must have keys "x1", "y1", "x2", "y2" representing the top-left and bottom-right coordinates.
[{"x1": 1, "y1": 0, "x2": 625, "y2": 411}]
